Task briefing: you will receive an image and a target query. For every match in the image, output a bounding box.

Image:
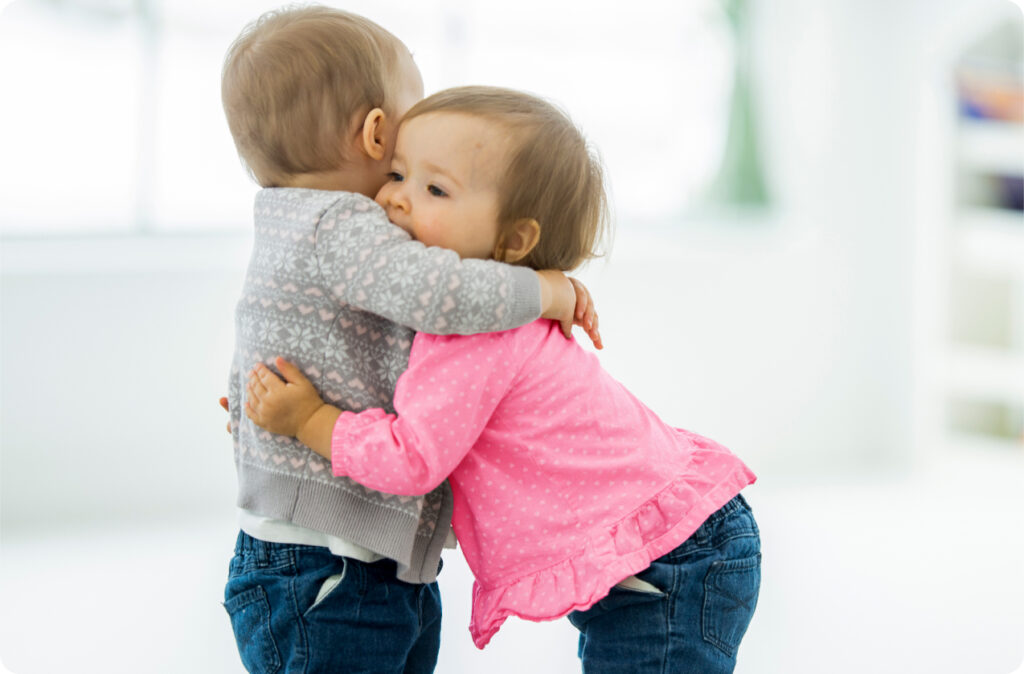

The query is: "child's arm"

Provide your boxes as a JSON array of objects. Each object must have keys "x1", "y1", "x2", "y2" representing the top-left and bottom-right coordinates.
[
  {"x1": 318, "y1": 194, "x2": 600, "y2": 347},
  {"x1": 246, "y1": 331, "x2": 517, "y2": 495}
]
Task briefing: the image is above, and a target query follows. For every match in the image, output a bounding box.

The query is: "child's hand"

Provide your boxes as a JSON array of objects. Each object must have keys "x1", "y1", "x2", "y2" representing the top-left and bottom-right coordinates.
[
  {"x1": 569, "y1": 277, "x2": 602, "y2": 350},
  {"x1": 245, "y1": 357, "x2": 325, "y2": 438},
  {"x1": 219, "y1": 396, "x2": 231, "y2": 433},
  {"x1": 538, "y1": 271, "x2": 603, "y2": 349}
]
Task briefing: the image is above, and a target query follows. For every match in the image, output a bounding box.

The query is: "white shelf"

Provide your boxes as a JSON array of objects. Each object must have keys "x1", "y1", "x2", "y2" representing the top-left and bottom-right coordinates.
[
  {"x1": 945, "y1": 344, "x2": 1024, "y2": 401},
  {"x1": 954, "y1": 207, "x2": 1024, "y2": 278},
  {"x1": 942, "y1": 430, "x2": 1024, "y2": 454},
  {"x1": 917, "y1": 12, "x2": 1024, "y2": 459},
  {"x1": 957, "y1": 119, "x2": 1024, "y2": 174}
]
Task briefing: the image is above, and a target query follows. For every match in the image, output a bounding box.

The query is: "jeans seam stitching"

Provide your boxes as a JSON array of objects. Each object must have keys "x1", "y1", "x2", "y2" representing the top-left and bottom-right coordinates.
[
  {"x1": 661, "y1": 565, "x2": 674, "y2": 674},
  {"x1": 285, "y1": 553, "x2": 311, "y2": 674},
  {"x1": 702, "y1": 577, "x2": 737, "y2": 657}
]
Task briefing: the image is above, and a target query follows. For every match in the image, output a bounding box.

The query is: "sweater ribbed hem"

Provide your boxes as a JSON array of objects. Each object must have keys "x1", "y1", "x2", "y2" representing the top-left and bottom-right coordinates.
[
  {"x1": 402, "y1": 480, "x2": 455, "y2": 583},
  {"x1": 237, "y1": 468, "x2": 422, "y2": 571}
]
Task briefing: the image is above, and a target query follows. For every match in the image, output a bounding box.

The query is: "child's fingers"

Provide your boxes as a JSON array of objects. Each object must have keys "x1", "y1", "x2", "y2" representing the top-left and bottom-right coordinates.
[
  {"x1": 251, "y1": 362, "x2": 285, "y2": 393},
  {"x1": 588, "y1": 313, "x2": 602, "y2": 350},
  {"x1": 569, "y1": 278, "x2": 590, "y2": 320},
  {"x1": 558, "y1": 316, "x2": 573, "y2": 339},
  {"x1": 254, "y1": 362, "x2": 287, "y2": 392},
  {"x1": 246, "y1": 378, "x2": 267, "y2": 410},
  {"x1": 574, "y1": 298, "x2": 602, "y2": 348},
  {"x1": 569, "y1": 277, "x2": 602, "y2": 348},
  {"x1": 247, "y1": 372, "x2": 268, "y2": 398},
  {"x1": 275, "y1": 357, "x2": 311, "y2": 386},
  {"x1": 573, "y1": 278, "x2": 589, "y2": 319},
  {"x1": 581, "y1": 301, "x2": 596, "y2": 331},
  {"x1": 220, "y1": 396, "x2": 234, "y2": 432}
]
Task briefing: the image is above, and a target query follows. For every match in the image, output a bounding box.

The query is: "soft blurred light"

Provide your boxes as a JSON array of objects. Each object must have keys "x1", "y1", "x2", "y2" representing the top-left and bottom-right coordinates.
[
  {"x1": 0, "y1": 0, "x2": 733, "y2": 235},
  {"x1": 0, "y1": 2, "x2": 140, "y2": 232}
]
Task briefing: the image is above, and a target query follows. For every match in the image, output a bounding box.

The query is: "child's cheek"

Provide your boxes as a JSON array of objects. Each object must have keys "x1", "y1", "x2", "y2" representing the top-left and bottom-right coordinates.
[{"x1": 416, "y1": 217, "x2": 446, "y2": 248}]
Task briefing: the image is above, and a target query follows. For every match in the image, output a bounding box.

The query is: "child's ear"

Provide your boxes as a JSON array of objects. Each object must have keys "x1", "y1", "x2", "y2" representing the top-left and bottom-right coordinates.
[
  {"x1": 358, "y1": 107, "x2": 389, "y2": 161},
  {"x1": 498, "y1": 218, "x2": 541, "y2": 264}
]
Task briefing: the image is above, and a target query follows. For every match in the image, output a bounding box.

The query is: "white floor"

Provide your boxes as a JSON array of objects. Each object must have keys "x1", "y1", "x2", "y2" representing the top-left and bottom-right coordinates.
[{"x1": 2, "y1": 446, "x2": 1022, "y2": 674}]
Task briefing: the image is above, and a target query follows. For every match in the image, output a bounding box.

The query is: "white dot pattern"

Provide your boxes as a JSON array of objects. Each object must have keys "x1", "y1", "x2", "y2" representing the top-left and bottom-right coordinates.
[{"x1": 331, "y1": 320, "x2": 756, "y2": 649}]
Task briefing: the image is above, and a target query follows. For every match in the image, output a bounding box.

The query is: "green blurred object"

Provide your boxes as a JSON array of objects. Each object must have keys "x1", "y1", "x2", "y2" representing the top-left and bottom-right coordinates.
[{"x1": 706, "y1": 0, "x2": 769, "y2": 207}]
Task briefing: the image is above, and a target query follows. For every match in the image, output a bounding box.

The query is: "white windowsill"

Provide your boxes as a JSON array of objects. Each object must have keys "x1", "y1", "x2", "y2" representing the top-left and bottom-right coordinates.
[
  {"x1": 0, "y1": 231, "x2": 254, "y2": 275},
  {"x1": 0, "y1": 208, "x2": 779, "y2": 275}
]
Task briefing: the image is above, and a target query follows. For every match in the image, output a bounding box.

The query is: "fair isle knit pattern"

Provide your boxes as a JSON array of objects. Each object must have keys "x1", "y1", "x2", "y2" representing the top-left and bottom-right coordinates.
[{"x1": 228, "y1": 188, "x2": 541, "y2": 583}]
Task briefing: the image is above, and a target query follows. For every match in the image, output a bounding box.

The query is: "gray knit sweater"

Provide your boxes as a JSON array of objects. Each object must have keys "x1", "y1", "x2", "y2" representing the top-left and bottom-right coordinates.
[{"x1": 228, "y1": 188, "x2": 541, "y2": 583}]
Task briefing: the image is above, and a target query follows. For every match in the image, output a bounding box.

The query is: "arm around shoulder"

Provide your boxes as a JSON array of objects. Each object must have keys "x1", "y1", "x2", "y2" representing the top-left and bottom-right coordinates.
[{"x1": 315, "y1": 198, "x2": 542, "y2": 335}]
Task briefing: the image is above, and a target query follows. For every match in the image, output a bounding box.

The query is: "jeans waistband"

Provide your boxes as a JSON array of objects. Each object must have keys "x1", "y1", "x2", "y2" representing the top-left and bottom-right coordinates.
[
  {"x1": 234, "y1": 530, "x2": 274, "y2": 564},
  {"x1": 704, "y1": 493, "x2": 750, "y2": 525},
  {"x1": 233, "y1": 530, "x2": 409, "y2": 575}
]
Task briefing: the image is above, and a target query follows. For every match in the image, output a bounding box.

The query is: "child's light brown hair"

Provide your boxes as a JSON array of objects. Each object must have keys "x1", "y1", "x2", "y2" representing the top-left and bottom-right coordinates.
[
  {"x1": 222, "y1": 5, "x2": 405, "y2": 187},
  {"x1": 403, "y1": 86, "x2": 610, "y2": 271}
]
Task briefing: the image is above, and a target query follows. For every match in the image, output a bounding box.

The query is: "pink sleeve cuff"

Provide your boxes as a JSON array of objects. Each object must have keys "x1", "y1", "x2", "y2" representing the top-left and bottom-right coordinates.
[{"x1": 329, "y1": 408, "x2": 389, "y2": 477}]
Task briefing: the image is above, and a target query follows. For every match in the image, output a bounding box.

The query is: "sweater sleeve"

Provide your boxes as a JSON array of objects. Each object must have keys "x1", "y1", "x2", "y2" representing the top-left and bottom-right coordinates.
[
  {"x1": 315, "y1": 193, "x2": 541, "y2": 334},
  {"x1": 329, "y1": 330, "x2": 521, "y2": 495}
]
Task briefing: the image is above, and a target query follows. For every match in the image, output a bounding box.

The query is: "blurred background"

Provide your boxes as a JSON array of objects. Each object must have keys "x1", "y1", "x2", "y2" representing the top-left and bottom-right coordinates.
[{"x1": 1, "y1": 0, "x2": 1022, "y2": 672}]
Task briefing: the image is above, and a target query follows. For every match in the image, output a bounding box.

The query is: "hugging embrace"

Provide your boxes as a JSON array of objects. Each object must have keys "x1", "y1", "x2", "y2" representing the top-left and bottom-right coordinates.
[{"x1": 220, "y1": 6, "x2": 760, "y2": 674}]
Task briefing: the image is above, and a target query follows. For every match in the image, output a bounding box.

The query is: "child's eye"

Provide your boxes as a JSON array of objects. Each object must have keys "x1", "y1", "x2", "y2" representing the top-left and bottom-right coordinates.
[
  {"x1": 387, "y1": 171, "x2": 404, "y2": 183},
  {"x1": 427, "y1": 185, "x2": 448, "y2": 197}
]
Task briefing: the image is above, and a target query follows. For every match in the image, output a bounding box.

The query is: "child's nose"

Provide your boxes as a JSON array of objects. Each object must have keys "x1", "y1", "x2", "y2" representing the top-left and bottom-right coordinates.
[{"x1": 384, "y1": 183, "x2": 410, "y2": 213}]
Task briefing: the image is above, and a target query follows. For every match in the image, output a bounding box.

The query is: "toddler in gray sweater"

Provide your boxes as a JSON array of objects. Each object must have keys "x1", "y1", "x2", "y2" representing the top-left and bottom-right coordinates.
[{"x1": 218, "y1": 6, "x2": 597, "y2": 673}]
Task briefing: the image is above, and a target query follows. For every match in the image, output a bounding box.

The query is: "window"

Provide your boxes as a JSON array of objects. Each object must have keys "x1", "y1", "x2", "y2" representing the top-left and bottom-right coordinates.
[{"x1": 0, "y1": 0, "x2": 734, "y2": 236}]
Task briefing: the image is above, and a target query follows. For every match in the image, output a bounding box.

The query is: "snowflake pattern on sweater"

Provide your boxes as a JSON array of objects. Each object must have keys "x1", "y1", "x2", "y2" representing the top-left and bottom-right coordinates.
[{"x1": 228, "y1": 188, "x2": 541, "y2": 583}]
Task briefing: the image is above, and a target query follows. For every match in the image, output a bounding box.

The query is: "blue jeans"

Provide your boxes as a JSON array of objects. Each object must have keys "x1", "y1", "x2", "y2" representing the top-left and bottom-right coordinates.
[
  {"x1": 223, "y1": 531, "x2": 442, "y2": 674},
  {"x1": 568, "y1": 495, "x2": 761, "y2": 674}
]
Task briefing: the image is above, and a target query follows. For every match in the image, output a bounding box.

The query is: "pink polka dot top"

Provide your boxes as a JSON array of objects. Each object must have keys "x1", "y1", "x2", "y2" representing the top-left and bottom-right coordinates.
[{"x1": 330, "y1": 319, "x2": 756, "y2": 648}]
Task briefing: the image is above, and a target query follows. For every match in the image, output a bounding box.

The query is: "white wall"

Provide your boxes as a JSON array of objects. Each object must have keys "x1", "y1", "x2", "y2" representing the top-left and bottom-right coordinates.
[{"x1": 0, "y1": 237, "x2": 248, "y2": 531}]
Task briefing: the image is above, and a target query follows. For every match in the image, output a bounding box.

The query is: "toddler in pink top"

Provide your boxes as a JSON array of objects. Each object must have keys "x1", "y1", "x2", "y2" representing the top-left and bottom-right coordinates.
[{"x1": 245, "y1": 86, "x2": 761, "y2": 673}]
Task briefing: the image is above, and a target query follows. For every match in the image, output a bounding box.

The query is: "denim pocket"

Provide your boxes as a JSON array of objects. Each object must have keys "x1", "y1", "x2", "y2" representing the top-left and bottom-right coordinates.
[
  {"x1": 306, "y1": 558, "x2": 349, "y2": 616},
  {"x1": 702, "y1": 553, "x2": 761, "y2": 657},
  {"x1": 614, "y1": 574, "x2": 665, "y2": 595},
  {"x1": 224, "y1": 585, "x2": 282, "y2": 674},
  {"x1": 569, "y1": 576, "x2": 666, "y2": 631}
]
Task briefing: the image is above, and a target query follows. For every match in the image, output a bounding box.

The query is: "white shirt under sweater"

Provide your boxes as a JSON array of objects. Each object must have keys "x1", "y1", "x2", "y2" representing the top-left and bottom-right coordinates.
[
  {"x1": 239, "y1": 510, "x2": 384, "y2": 562},
  {"x1": 239, "y1": 510, "x2": 457, "y2": 562}
]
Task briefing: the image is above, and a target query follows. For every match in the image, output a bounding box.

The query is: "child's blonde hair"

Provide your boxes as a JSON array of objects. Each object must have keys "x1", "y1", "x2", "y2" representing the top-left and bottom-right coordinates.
[
  {"x1": 403, "y1": 86, "x2": 609, "y2": 271},
  {"x1": 222, "y1": 5, "x2": 405, "y2": 187}
]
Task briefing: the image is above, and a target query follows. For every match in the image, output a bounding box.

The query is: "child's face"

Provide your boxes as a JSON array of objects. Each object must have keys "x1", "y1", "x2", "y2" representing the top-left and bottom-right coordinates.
[{"x1": 376, "y1": 112, "x2": 508, "y2": 259}]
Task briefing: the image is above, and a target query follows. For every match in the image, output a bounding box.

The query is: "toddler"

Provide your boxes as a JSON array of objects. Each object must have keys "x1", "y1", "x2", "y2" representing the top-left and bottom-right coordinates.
[
  {"x1": 245, "y1": 86, "x2": 761, "y2": 673},
  {"x1": 220, "y1": 8, "x2": 596, "y2": 673}
]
